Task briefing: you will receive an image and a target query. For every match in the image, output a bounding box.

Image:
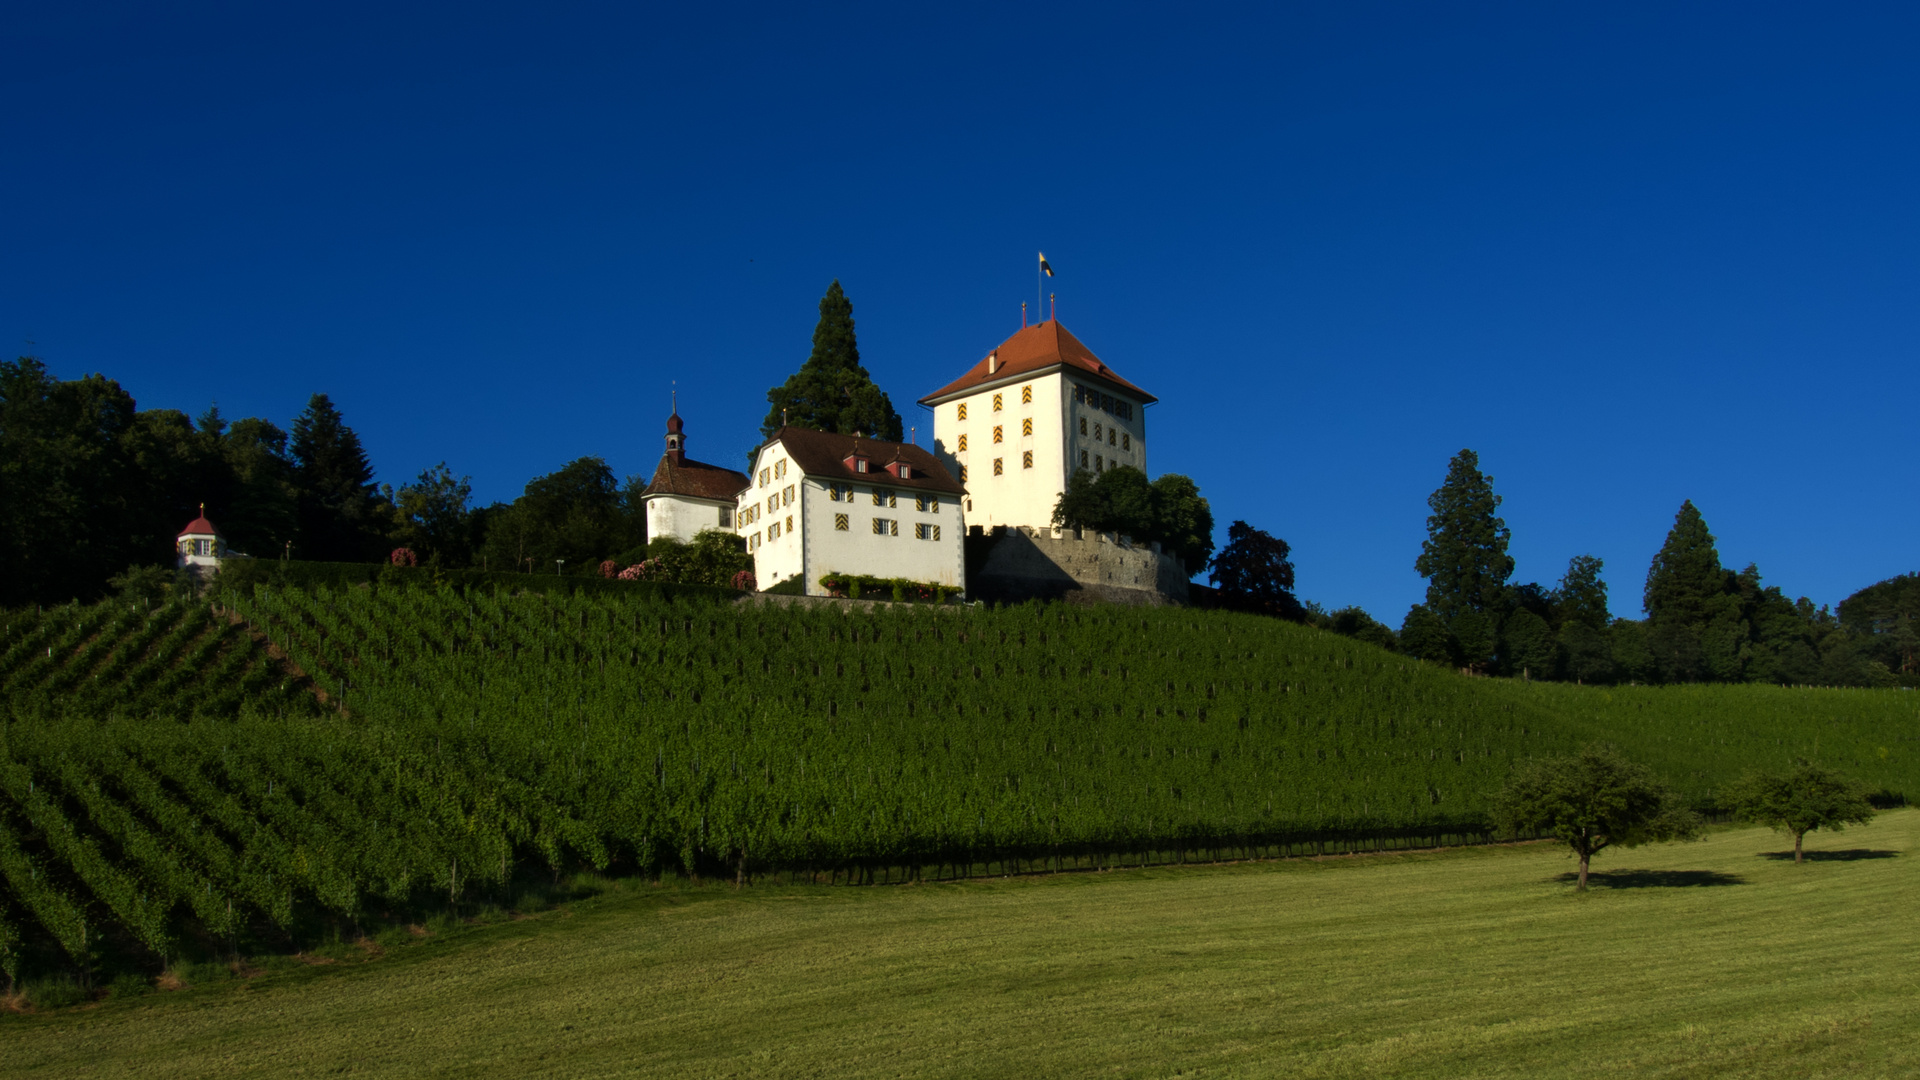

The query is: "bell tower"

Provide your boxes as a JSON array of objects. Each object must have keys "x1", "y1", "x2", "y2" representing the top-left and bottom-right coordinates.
[{"x1": 664, "y1": 410, "x2": 685, "y2": 466}]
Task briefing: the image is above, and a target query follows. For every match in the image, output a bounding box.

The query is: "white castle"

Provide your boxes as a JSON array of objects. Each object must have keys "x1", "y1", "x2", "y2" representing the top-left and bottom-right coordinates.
[{"x1": 640, "y1": 318, "x2": 1169, "y2": 601}]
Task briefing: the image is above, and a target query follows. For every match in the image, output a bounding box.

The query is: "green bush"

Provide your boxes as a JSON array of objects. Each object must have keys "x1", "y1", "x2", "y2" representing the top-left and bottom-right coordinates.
[{"x1": 817, "y1": 574, "x2": 956, "y2": 604}]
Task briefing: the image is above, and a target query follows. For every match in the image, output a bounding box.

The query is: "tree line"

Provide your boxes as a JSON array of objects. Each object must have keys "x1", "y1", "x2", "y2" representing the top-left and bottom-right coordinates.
[{"x1": 1309, "y1": 448, "x2": 1916, "y2": 688}]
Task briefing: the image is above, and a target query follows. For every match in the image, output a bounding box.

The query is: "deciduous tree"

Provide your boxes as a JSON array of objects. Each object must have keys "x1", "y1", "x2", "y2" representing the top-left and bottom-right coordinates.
[
  {"x1": 1494, "y1": 745, "x2": 1699, "y2": 890},
  {"x1": 1209, "y1": 521, "x2": 1302, "y2": 619},
  {"x1": 1721, "y1": 760, "x2": 1876, "y2": 864}
]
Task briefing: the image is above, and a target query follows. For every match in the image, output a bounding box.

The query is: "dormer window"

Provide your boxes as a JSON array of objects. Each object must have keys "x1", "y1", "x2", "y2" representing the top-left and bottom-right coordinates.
[{"x1": 849, "y1": 457, "x2": 870, "y2": 473}]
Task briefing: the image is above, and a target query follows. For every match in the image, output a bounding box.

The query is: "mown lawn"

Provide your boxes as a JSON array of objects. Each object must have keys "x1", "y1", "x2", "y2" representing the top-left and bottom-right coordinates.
[{"x1": 6, "y1": 810, "x2": 1915, "y2": 1078}]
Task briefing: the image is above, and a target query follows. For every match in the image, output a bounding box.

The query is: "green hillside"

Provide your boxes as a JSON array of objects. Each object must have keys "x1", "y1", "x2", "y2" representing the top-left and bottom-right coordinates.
[{"x1": 1, "y1": 582, "x2": 1915, "y2": 989}]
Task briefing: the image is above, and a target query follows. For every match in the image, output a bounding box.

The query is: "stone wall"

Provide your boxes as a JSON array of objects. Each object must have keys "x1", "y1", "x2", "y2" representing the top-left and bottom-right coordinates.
[{"x1": 968, "y1": 526, "x2": 1190, "y2": 606}]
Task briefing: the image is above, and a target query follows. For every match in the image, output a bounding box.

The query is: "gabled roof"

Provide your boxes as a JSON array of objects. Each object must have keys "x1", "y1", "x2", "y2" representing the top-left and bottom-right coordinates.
[
  {"x1": 759, "y1": 427, "x2": 966, "y2": 495},
  {"x1": 917, "y1": 320, "x2": 1157, "y2": 407},
  {"x1": 641, "y1": 455, "x2": 751, "y2": 502}
]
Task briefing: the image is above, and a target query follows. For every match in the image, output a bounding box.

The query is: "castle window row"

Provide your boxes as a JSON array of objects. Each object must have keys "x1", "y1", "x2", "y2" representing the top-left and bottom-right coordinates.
[{"x1": 1073, "y1": 384, "x2": 1133, "y2": 421}]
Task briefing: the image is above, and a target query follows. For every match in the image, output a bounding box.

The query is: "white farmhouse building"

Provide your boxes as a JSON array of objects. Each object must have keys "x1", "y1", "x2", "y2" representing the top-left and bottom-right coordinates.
[
  {"x1": 739, "y1": 427, "x2": 967, "y2": 595},
  {"x1": 918, "y1": 320, "x2": 1156, "y2": 531},
  {"x1": 639, "y1": 410, "x2": 751, "y2": 544}
]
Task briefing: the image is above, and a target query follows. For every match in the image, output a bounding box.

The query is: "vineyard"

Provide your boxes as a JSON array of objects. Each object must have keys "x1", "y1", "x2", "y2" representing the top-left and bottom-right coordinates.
[{"x1": 1, "y1": 581, "x2": 1916, "y2": 989}]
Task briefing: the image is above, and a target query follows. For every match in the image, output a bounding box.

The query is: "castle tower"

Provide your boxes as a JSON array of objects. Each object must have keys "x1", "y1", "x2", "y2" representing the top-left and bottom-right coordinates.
[{"x1": 917, "y1": 320, "x2": 1156, "y2": 531}]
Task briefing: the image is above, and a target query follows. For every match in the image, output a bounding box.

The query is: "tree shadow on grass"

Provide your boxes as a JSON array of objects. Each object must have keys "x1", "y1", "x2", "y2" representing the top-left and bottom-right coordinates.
[
  {"x1": 1551, "y1": 869, "x2": 1746, "y2": 889},
  {"x1": 1756, "y1": 849, "x2": 1900, "y2": 862}
]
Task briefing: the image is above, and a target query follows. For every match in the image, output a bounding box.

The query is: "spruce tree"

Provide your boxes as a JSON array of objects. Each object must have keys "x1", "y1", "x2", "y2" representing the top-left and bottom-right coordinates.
[
  {"x1": 289, "y1": 393, "x2": 387, "y2": 562},
  {"x1": 1414, "y1": 449, "x2": 1513, "y2": 621},
  {"x1": 1643, "y1": 500, "x2": 1730, "y2": 626},
  {"x1": 761, "y1": 281, "x2": 904, "y2": 441}
]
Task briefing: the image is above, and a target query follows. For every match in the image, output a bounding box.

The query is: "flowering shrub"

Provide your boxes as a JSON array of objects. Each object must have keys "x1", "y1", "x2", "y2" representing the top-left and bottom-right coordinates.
[
  {"x1": 599, "y1": 559, "x2": 618, "y2": 579},
  {"x1": 618, "y1": 560, "x2": 666, "y2": 581},
  {"x1": 389, "y1": 547, "x2": 418, "y2": 567},
  {"x1": 731, "y1": 569, "x2": 757, "y2": 592}
]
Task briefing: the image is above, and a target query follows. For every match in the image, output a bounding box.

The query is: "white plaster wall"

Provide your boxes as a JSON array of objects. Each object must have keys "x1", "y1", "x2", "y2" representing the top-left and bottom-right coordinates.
[
  {"x1": 646, "y1": 495, "x2": 732, "y2": 545},
  {"x1": 741, "y1": 445, "x2": 805, "y2": 590},
  {"x1": 802, "y1": 479, "x2": 965, "y2": 595}
]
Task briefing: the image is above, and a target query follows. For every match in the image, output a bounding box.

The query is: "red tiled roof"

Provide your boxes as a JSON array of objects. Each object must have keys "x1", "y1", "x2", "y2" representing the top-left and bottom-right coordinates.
[
  {"x1": 641, "y1": 456, "x2": 751, "y2": 502},
  {"x1": 760, "y1": 427, "x2": 966, "y2": 495},
  {"x1": 917, "y1": 320, "x2": 1157, "y2": 406},
  {"x1": 177, "y1": 515, "x2": 219, "y2": 538}
]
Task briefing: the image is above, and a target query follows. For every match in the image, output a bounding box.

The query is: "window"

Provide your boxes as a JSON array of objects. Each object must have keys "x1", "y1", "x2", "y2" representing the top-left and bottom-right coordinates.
[
  {"x1": 872, "y1": 488, "x2": 896, "y2": 507},
  {"x1": 1079, "y1": 417, "x2": 1088, "y2": 436},
  {"x1": 785, "y1": 515, "x2": 793, "y2": 533},
  {"x1": 835, "y1": 513, "x2": 849, "y2": 531},
  {"x1": 775, "y1": 459, "x2": 787, "y2": 479},
  {"x1": 1093, "y1": 423, "x2": 1102, "y2": 441},
  {"x1": 769, "y1": 521, "x2": 781, "y2": 540},
  {"x1": 759, "y1": 468, "x2": 770, "y2": 487},
  {"x1": 1080, "y1": 449, "x2": 1089, "y2": 467},
  {"x1": 1095, "y1": 455, "x2": 1104, "y2": 473},
  {"x1": 1021, "y1": 417, "x2": 1032, "y2": 437},
  {"x1": 828, "y1": 484, "x2": 842, "y2": 502},
  {"x1": 783, "y1": 485, "x2": 795, "y2": 506},
  {"x1": 993, "y1": 457, "x2": 1004, "y2": 475},
  {"x1": 719, "y1": 507, "x2": 732, "y2": 527},
  {"x1": 957, "y1": 434, "x2": 968, "y2": 452},
  {"x1": 749, "y1": 532, "x2": 760, "y2": 550},
  {"x1": 855, "y1": 459, "x2": 870, "y2": 473},
  {"x1": 957, "y1": 402, "x2": 968, "y2": 421},
  {"x1": 872, "y1": 517, "x2": 898, "y2": 536},
  {"x1": 1108, "y1": 429, "x2": 1116, "y2": 447},
  {"x1": 915, "y1": 523, "x2": 941, "y2": 541},
  {"x1": 1021, "y1": 385, "x2": 1032, "y2": 404},
  {"x1": 1121, "y1": 433, "x2": 1131, "y2": 451},
  {"x1": 992, "y1": 393, "x2": 1003, "y2": 412},
  {"x1": 915, "y1": 495, "x2": 926, "y2": 512},
  {"x1": 1022, "y1": 450, "x2": 1033, "y2": 469},
  {"x1": 1117, "y1": 401, "x2": 1133, "y2": 421},
  {"x1": 992, "y1": 425, "x2": 1003, "y2": 444},
  {"x1": 766, "y1": 495, "x2": 778, "y2": 513}
]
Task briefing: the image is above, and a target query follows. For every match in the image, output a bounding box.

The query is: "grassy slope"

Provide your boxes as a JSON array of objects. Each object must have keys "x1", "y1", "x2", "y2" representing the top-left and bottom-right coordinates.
[{"x1": 8, "y1": 811, "x2": 1915, "y2": 1079}]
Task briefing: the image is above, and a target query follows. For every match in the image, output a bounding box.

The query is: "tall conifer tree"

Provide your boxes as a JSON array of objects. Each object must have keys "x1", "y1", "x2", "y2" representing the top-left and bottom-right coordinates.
[
  {"x1": 761, "y1": 281, "x2": 904, "y2": 441},
  {"x1": 290, "y1": 393, "x2": 387, "y2": 562},
  {"x1": 1643, "y1": 500, "x2": 1729, "y2": 625},
  {"x1": 1414, "y1": 449, "x2": 1514, "y2": 622}
]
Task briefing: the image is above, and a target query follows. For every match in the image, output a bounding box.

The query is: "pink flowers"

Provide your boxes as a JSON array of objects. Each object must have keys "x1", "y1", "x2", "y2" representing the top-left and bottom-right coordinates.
[
  {"x1": 390, "y1": 547, "x2": 418, "y2": 567},
  {"x1": 617, "y1": 560, "x2": 663, "y2": 581},
  {"x1": 731, "y1": 570, "x2": 757, "y2": 591},
  {"x1": 599, "y1": 559, "x2": 619, "y2": 579}
]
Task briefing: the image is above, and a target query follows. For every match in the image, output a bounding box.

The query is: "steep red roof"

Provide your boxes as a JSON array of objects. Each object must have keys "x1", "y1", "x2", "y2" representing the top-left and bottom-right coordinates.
[
  {"x1": 918, "y1": 320, "x2": 1157, "y2": 407},
  {"x1": 761, "y1": 427, "x2": 966, "y2": 495},
  {"x1": 641, "y1": 455, "x2": 751, "y2": 502},
  {"x1": 177, "y1": 515, "x2": 220, "y2": 538}
]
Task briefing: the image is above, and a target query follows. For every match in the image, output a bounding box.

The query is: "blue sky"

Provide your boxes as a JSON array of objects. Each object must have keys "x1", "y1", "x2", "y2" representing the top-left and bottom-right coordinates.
[{"x1": 6, "y1": 2, "x2": 1916, "y2": 621}]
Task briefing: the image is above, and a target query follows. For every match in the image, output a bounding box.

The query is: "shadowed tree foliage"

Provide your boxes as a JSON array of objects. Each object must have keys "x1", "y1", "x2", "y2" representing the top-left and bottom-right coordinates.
[
  {"x1": 1209, "y1": 521, "x2": 1303, "y2": 619},
  {"x1": 478, "y1": 456, "x2": 646, "y2": 574},
  {"x1": 290, "y1": 394, "x2": 389, "y2": 562},
  {"x1": 1051, "y1": 466, "x2": 1215, "y2": 576},
  {"x1": 1838, "y1": 572, "x2": 1920, "y2": 679},
  {"x1": 385, "y1": 463, "x2": 476, "y2": 567},
  {"x1": 1721, "y1": 760, "x2": 1876, "y2": 864},
  {"x1": 1413, "y1": 449, "x2": 1513, "y2": 671},
  {"x1": 761, "y1": 281, "x2": 904, "y2": 442},
  {"x1": 1494, "y1": 744, "x2": 1700, "y2": 890}
]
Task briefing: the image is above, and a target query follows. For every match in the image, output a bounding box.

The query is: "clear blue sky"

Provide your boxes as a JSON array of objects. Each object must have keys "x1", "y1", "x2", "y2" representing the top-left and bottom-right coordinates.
[{"x1": 6, "y1": 2, "x2": 1915, "y2": 621}]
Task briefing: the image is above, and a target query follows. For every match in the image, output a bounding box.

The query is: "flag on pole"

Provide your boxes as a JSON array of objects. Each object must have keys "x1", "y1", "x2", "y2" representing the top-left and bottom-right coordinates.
[{"x1": 1039, "y1": 251, "x2": 1054, "y2": 277}]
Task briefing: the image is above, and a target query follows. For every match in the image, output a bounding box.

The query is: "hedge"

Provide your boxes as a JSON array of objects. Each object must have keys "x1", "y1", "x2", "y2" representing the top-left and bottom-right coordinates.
[{"x1": 211, "y1": 559, "x2": 743, "y2": 604}]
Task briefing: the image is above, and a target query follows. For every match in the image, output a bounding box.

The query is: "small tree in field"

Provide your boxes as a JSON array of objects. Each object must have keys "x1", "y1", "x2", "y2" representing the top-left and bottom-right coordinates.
[
  {"x1": 1721, "y1": 760, "x2": 1876, "y2": 864},
  {"x1": 1495, "y1": 745, "x2": 1700, "y2": 890}
]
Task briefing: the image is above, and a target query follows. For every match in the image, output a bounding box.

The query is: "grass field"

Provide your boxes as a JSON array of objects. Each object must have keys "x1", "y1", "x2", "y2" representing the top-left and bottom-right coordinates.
[{"x1": 5, "y1": 810, "x2": 1913, "y2": 1078}]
